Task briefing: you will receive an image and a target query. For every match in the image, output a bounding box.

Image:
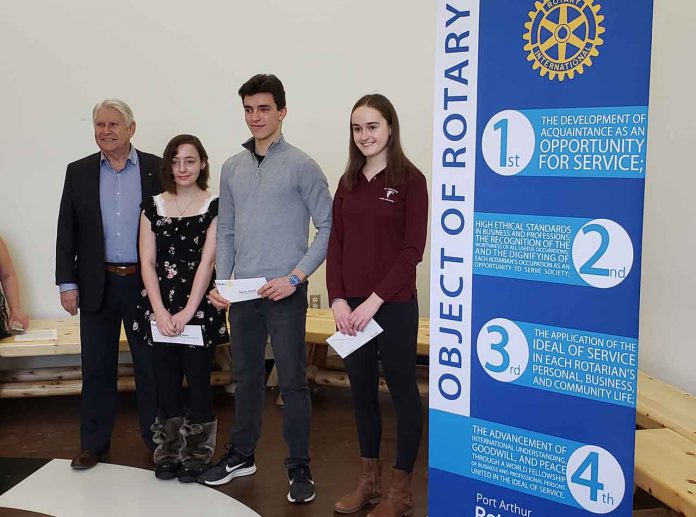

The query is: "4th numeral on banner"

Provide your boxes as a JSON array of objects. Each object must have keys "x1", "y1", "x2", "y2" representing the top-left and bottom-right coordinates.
[
  {"x1": 570, "y1": 451, "x2": 605, "y2": 503},
  {"x1": 566, "y1": 445, "x2": 625, "y2": 513}
]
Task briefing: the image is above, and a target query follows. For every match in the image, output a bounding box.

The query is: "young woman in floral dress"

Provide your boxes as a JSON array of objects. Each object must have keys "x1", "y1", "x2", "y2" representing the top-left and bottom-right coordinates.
[{"x1": 134, "y1": 134, "x2": 228, "y2": 482}]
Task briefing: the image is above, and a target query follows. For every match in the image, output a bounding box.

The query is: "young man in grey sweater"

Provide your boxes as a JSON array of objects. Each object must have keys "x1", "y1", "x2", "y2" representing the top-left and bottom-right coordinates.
[{"x1": 200, "y1": 74, "x2": 332, "y2": 504}]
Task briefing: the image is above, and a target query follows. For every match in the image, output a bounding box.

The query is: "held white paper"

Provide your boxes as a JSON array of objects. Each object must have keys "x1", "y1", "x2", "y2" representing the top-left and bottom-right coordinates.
[
  {"x1": 150, "y1": 322, "x2": 204, "y2": 346},
  {"x1": 215, "y1": 278, "x2": 267, "y2": 303},
  {"x1": 326, "y1": 319, "x2": 384, "y2": 359},
  {"x1": 14, "y1": 329, "x2": 58, "y2": 342}
]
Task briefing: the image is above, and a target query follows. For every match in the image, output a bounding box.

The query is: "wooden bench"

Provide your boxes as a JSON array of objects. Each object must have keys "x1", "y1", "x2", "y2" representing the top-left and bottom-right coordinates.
[
  {"x1": 0, "y1": 318, "x2": 232, "y2": 398},
  {"x1": 634, "y1": 372, "x2": 696, "y2": 516},
  {"x1": 634, "y1": 428, "x2": 696, "y2": 516},
  {"x1": 637, "y1": 371, "x2": 696, "y2": 442}
]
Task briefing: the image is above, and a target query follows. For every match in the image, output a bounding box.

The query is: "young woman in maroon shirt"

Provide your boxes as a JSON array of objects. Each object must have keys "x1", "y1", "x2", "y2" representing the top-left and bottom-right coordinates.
[{"x1": 328, "y1": 94, "x2": 428, "y2": 517}]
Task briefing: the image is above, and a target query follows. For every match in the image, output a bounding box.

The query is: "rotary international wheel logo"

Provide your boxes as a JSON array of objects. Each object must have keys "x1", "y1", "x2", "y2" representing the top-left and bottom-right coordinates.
[{"x1": 523, "y1": 0, "x2": 605, "y2": 81}]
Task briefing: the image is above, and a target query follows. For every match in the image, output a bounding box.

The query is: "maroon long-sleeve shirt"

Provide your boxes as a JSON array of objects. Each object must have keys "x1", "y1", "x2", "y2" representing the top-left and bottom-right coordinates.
[{"x1": 327, "y1": 169, "x2": 428, "y2": 303}]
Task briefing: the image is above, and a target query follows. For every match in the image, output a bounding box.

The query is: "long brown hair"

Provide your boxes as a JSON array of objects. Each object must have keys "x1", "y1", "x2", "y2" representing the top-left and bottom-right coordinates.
[{"x1": 342, "y1": 94, "x2": 418, "y2": 190}]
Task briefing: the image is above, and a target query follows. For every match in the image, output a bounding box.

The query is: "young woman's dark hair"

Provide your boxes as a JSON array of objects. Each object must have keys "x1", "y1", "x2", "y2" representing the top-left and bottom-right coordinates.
[
  {"x1": 160, "y1": 134, "x2": 210, "y2": 194},
  {"x1": 342, "y1": 94, "x2": 418, "y2": 190},
  {"x1": 238, "y1": 74, "x2": 286, "y2": 110}
]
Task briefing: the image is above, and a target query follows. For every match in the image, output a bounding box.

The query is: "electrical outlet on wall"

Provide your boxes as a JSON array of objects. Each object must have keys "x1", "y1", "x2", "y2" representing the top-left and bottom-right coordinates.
[{"x1": 309, "y1": 294, "x2": 321, "y2": 308}]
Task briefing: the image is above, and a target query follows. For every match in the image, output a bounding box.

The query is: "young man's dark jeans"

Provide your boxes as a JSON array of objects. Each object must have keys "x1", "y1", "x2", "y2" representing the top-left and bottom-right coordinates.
[{"x1": 228, "y1": 284, "x2": 310, "y2": 467}]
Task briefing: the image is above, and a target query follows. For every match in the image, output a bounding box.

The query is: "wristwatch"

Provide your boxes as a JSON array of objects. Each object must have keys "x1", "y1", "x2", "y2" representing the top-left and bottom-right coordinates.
[{"x1": 288, "y1": 274, "x2": 302, "y2": 287}]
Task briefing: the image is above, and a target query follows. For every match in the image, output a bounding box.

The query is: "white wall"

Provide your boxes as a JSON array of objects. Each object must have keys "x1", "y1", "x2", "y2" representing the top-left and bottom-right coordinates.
[
  {"x1": 0, "y1": 1, "x2": 693, "y2": 393},
  {"x1": 640, "y1": 2, "x2": 696, "y2": 394}
]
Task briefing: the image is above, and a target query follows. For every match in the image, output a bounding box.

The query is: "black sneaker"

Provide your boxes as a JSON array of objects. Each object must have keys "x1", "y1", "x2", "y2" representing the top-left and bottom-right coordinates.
[
  {"x1": 197, "y1": 448, "x2": 256, "y2": 486},
  {"x1": 287, "y1": 464, "x2": 315, "y2": 503}
]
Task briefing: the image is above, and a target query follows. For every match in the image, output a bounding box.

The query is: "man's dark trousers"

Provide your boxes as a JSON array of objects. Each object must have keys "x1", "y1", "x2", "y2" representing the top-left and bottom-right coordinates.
[{"x1": 79, "y1": 272, "x2": 157, "y2": 453}]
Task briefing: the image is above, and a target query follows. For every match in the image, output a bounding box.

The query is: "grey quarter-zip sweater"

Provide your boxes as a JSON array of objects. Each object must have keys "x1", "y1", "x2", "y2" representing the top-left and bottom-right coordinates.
[{"x1": 216, "y1": 134, "x2": 333, "y2": 282}]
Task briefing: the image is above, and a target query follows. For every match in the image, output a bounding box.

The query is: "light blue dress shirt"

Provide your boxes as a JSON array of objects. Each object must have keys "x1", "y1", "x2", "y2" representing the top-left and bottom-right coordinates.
[{"x1": 100, "y1": 146, "x2": 142, "y2": 264}]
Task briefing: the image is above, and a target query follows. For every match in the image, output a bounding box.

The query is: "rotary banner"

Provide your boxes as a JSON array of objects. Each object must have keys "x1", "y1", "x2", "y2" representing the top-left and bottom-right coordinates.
[{"x1": 429, "y1": 1, "x2": 654, "y2": 515}]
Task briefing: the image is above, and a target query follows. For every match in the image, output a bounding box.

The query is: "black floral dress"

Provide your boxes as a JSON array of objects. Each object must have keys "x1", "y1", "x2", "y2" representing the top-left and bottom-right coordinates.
[{"x1": 132, "y1": 195, "x2": 229, "y2": 348}]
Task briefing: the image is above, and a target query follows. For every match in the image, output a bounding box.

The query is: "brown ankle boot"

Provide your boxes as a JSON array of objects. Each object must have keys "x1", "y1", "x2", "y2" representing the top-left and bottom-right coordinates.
[
  {"x1": 367, "y1": 468, "x2": 413, "y2": 517},
  {"x1": 334, "y1": 457, "x2": 382, "y2": 513}
]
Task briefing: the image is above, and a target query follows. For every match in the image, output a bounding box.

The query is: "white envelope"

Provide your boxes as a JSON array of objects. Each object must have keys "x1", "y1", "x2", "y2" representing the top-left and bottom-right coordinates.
[
  {"x1": 326, "y1": 319, "x2": 384, "y2": 358},
  {"x1": 14, "y1": 329, "x2": 58, "y2": 342},
  {"x1": 215, "y1": 277, "x2": 267, "y2": 303},
  {"x1": 150, "y1": 321, "x2": 204, "y2": 346}
]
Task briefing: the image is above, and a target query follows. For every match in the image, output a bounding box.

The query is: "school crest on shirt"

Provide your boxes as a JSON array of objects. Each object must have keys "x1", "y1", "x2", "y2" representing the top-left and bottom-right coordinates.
[{"x1": 379, "y1": 188, "x2": 398, "y2": 203}]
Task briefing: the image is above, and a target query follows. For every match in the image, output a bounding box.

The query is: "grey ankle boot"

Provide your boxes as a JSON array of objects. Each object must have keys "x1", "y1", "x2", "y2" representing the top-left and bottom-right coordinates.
[
  {"x1": 178, "y1": 418, "x2": 217, "y2": 483},
  {"x1": 151, "y1": 416, "x2": 184, "y2": 480}
]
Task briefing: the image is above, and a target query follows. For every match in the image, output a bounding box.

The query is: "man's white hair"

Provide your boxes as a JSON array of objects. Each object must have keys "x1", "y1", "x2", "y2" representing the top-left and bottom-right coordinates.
[{"x1": 92, "y1": 99, "x2": 135, "y2": 126}]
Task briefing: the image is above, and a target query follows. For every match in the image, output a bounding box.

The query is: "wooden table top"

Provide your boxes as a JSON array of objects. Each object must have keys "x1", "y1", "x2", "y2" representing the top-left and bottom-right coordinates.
[
  {"x1": 1, "y1": 309, "x2": 432, "y2": 358},
  {"x1": 0, "y1": 319, "x2": 129, "y2": 358}
]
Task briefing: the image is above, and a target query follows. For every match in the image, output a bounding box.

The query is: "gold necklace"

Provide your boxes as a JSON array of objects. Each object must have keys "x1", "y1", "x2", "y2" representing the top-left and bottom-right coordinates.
[{"x1": 173, "y1": 191, "x2": 200, "y2": 216}]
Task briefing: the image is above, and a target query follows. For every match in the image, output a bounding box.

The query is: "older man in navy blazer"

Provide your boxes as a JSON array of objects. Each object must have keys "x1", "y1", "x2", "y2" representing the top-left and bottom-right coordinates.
[{"x1": 56, "y1": 99, "x2": 161, "y2": 469}]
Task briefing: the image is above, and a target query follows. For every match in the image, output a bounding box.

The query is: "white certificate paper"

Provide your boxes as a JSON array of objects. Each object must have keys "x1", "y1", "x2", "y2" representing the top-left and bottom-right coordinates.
[
  {"x1": 14, "y1": 329, "x2": 58, "y2": 342},
  {"x1": 326, "y1": 319, "x2": 384, "y2": 358},
  {"x1": 215, "y1": 277, "x2": 267, "y2": 303},
  {"x1": 150, "y1": 322, "x2": 204, "y2": 346}
]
